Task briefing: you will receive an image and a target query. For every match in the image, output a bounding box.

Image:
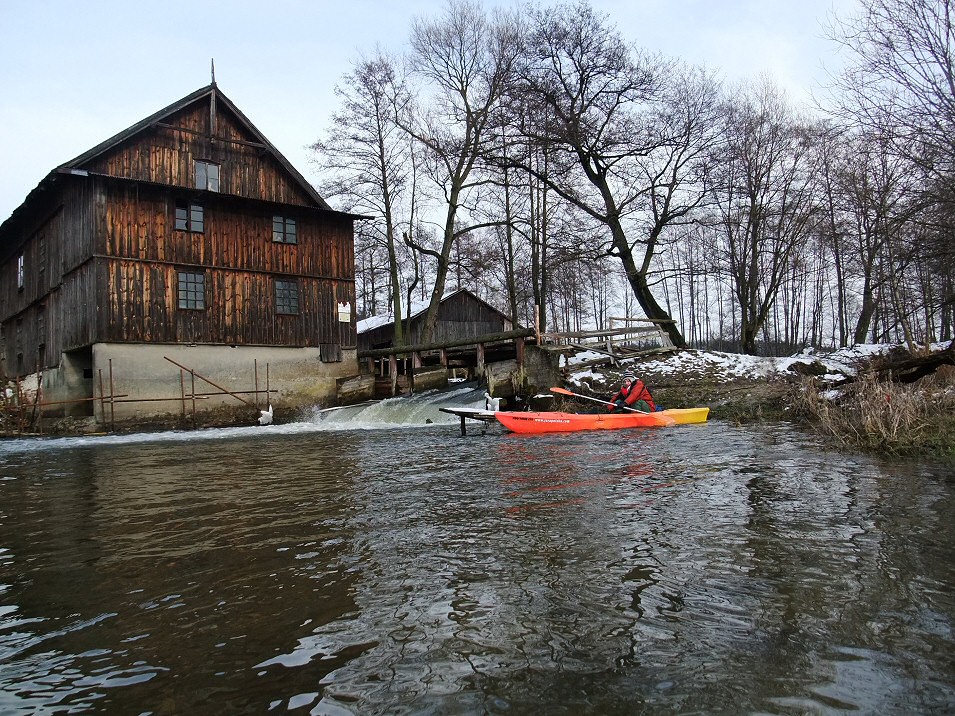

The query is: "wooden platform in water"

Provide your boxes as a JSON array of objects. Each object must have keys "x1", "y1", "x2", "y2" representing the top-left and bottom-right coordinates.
[
  {"x1": 439, "y1": 407, "x2": 497, "y2": 422},
  {"x1": 439, "y1": 407, "x2": 498, "y2": 436}
]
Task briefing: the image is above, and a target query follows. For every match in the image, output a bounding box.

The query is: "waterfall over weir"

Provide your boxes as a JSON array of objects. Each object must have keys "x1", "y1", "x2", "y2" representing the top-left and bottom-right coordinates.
[{"x1": 308, "y1": 385, "x2": 491, "y2": 430}]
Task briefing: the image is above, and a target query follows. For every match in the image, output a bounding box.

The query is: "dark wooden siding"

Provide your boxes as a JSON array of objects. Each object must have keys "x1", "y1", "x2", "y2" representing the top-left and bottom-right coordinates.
[
  {"x1": 98, "y1": 260, "x2": 353, "y2": 347},
  {"x1": 83, "y1": 104, "x2": 315, "y2": 206},
  {"x1": 91, "y1": 181, "x2": 356, "y2": 349},
  {"x1": 2, "y1": 87, "x2": 358, "y2": 376},
  {"x1": 1, "y1": 177, "x2": 98, "y2": 372},
  {"x1": 99, "y1": 182, "x2": 353, "y2": 277},
  {"x1": 430, "y1": 292, "x2": 512, "y2": 341}
]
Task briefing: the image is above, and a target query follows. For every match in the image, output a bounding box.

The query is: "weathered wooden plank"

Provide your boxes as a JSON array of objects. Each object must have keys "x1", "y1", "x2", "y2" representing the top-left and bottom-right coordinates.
[{"x1": 358, "y1": 328, "x2": 535, "y2": 358}]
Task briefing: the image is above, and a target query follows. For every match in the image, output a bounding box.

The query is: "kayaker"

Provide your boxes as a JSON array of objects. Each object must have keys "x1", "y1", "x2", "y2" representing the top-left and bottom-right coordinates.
[{"x1": 608, "y1": 369, "x2": 657, "y2": 413}]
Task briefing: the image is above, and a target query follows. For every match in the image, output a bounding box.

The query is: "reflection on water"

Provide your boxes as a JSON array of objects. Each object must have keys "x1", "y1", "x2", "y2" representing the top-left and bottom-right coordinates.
[{"x1": 1, "y1": 411, "x2": 954, "y2": 714}]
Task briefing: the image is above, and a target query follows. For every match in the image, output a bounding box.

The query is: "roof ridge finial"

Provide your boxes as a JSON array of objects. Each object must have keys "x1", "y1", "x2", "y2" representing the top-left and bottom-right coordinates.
[{"x1": 211, "y1": 58, "x2": 216, "y2": 86}]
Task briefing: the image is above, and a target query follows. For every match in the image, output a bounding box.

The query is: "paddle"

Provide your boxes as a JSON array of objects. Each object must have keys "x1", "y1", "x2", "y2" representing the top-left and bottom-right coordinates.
[{"x1": 549, "y1": 386, "x2": 650, "y2": 414}]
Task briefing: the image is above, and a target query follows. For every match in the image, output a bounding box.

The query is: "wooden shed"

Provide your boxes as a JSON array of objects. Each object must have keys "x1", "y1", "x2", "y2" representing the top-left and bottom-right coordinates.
[
  {"x1": 0, "y1": 82, "x2": 361, "y2": 425},
  {"x1": 357, "y1": 289, "x2": 513, "y2": 351}
]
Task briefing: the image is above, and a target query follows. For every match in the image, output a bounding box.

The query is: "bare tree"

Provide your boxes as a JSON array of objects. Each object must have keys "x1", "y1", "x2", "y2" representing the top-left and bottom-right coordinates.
[
  {"x1": 829, "y1": 0, "x2": 955, "y2": 189},
  {"x1": 827, "y1": 0, "x2": 955, "y2": 347},
  {"x1": 312, "y1": 51, "x2": 414, "y2": 342},
  {"x1": 509, "y1": 2, "x2": 721, "y2": 347},
  {"x1": 710, "y1": 79, "x2": 819, "y2": 355},
  {"x1": 841, "y1": 128, "x2": 918, "y2": 344},
  {"x1": 399, "y1": 0, "x2": 521, "y2": 343}
]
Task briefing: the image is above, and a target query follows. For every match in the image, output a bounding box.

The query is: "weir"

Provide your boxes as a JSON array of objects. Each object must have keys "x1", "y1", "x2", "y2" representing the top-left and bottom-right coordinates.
[{"x1": 313, "y1": 386, "x2": 492, "y2": 431}]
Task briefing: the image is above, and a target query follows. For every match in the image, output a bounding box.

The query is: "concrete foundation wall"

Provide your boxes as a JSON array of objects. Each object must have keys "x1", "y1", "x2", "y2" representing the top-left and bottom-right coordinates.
[
  {"x1": 42, "y1": 351, "x2": 95, "y2": 417},
  {"x1": 90, "y1": 343, "x2": 359, "y2": 422},
  {"x1": 412, "y1": 366, "x2": 449, "y2": 392},
  {"x1": 484, "y1": 346, "x2": 560, "y2": 400},
  {"x1": 521, "y1": 345, "x2": 562, "y2": 394}
]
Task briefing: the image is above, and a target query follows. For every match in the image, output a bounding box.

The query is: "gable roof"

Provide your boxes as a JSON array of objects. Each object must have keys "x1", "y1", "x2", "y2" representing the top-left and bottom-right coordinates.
[
  {"x1": 63, "y1": 82, "x2": 332, "y2": 210},
  {"x1": 357, "y1": 288, "x2": 512, "y2": 334},
  {"x1": 2, "y1": 82, "x2": 357, "y2": 245}
]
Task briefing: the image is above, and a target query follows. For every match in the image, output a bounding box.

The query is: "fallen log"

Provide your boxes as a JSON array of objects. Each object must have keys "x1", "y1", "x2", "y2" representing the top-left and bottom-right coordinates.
[{"x1": 869, "y1": 340, "x2": 955, "y2": 384}]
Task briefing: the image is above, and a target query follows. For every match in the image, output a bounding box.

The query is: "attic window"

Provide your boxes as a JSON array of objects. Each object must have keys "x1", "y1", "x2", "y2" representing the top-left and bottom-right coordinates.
[
  {"x1": 272, "y1": 216, "x2": 297, "y2": 244},
  {"x1": 175, "y1": 201, "x2": 204, "y2": 233},
  {"x1": 196, "y1": 161, "x2": 219, "y2": 192}
]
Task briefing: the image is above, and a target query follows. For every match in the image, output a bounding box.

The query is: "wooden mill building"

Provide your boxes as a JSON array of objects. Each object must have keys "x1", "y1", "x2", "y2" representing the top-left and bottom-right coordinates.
[{"x1": 0, "y1": 82, "x2": 361, "y2": 425}]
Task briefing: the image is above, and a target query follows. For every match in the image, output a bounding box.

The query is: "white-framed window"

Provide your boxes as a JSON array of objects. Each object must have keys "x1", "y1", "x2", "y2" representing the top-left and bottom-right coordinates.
[
  {"x1": 196, "y1": 160, "x2": 220, "y2": 192},
  {"x1": 16, "y1": 254, "x2": 24, "y2": 290}
]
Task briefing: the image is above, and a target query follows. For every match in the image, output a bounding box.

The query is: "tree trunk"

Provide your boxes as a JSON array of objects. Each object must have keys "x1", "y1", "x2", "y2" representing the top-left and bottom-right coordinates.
[{"x1": 609, "y1": 217, "x2": 686, "y2": 348}]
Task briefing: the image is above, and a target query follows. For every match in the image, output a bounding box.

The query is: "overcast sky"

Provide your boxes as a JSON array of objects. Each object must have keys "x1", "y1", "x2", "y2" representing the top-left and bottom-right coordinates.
[{"x1": 0, "y1": 0, "x2": 858, "y2": 222}]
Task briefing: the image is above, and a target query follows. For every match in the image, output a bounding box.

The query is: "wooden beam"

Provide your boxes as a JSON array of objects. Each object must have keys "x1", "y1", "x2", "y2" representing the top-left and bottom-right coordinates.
[
  {"x1": 153, "y1": 122, "x2": 267, "y2": 149},
  {"x1": 358, "y1": 327, "x2": 534, "y2": 358}
]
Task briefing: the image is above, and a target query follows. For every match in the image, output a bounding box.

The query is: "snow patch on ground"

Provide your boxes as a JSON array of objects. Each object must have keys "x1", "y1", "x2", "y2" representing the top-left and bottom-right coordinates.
[{"x1": 566, "y1": 343, "x2": 911, "y2": 387}]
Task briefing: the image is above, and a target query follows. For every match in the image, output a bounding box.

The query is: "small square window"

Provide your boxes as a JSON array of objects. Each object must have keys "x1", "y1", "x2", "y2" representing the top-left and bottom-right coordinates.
[
  {"x1": 196, "y1": 161, "x2": 219, "y2": 192},
  {"x1": 178, "y1": 271, "x2": 206, "y2": 310},
  {"x1": 272, "y1": 216, "x2": 297, "y2": 244},
  {"x1": 275, "y1": 279, "x2": 299, "y2": 315},
  {"x1": 175, "y1": 201, "x2": 204, "y2": 232}
]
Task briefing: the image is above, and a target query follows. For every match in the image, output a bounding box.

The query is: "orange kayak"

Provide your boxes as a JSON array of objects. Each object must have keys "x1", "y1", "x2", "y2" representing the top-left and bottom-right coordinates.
[
  {"x1": 494, "y1": 410, "x2": 672, "y2": 434},
  {"x1": 494, "y1": 407, "x2": 709, "y2": 434}
]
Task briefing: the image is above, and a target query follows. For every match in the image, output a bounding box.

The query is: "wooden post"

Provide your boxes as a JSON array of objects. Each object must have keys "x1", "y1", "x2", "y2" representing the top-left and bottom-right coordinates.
[
  {"x1": 180, "y1": 370, "x2": 186, "y2": 419},
  {"x1": 535, "y1": 304, "x2": 540, "y2": 344},
  {"x1": 389, "y1": 355, "x2": 398, "y2": 397},
  {"x1": 515, "y1": 337, "x2": 525, "y2": 367},
  {"x1": 98, "y1": 370, "x2": 106, "y2": 430},
  {"x1": 16, "y1": 376, "x2": 24, "y2": 435},
  {"x1": 36, "y1": 370, "x2": 43, "y2": 436},
  {"x1": 108, "y1": 359, "x2": 116, "y2": 430},
  {"x1": 476, "y1": 343, "x2": 486, "y2": 377}
]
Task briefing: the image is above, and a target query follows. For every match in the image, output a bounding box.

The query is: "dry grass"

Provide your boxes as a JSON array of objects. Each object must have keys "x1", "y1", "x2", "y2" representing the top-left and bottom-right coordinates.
[{"x1": 793, "y1": 368, "x2": 955, "y2": 457}]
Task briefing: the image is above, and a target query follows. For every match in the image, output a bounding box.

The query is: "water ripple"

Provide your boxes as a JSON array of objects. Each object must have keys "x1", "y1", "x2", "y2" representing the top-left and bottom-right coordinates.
[{"x1": 0, "y1": 420, "x2": 953, "y2": 713}]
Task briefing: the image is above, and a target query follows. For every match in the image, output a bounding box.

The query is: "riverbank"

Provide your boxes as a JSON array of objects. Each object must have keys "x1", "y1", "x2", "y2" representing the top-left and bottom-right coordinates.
[
  {"x1": 560, "y1": 343, "x2": 955, "y2": 460},
  {"x1": 7, "y1": 343, "x2": 953, "y2": 460}
]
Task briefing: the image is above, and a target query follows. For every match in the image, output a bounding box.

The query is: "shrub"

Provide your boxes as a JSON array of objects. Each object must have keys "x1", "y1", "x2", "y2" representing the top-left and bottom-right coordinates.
[{"x1": 794, "y1": 369, "x2": 955, "y2": 457}]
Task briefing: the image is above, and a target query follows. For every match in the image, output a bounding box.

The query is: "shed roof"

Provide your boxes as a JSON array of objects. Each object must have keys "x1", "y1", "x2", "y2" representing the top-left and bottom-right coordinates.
[{"x1": 357, "y1": 288, "x2": 512, "y2": 334}]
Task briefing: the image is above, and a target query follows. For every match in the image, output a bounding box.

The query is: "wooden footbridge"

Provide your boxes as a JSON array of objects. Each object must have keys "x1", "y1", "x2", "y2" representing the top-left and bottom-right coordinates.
[{"x1": 356, "y1": 317, "x2": 676, "y2": 397}]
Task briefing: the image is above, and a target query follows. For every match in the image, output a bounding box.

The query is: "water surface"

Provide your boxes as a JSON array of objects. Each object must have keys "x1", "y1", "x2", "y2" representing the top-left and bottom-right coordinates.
[{"x1": 1, "y1": 395, "x2": 953, "y2": 714}]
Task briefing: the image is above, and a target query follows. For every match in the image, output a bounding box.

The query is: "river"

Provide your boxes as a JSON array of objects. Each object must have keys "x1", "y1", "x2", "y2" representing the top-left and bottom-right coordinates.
[{"x1": 1, "y1": 388, "x2": 953, "y2": 714}]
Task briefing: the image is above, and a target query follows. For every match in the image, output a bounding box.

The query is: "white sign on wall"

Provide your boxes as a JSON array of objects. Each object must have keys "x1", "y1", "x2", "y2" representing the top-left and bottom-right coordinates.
[{"x1": 337, "y1": 302, "x2": 351, "y2": 323}]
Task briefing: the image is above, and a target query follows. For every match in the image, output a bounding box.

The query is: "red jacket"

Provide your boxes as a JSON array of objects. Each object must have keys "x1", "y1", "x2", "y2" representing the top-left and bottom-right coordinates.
[{"x1": 608, "y1": 379, "x2": 656, "y2": 411}]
